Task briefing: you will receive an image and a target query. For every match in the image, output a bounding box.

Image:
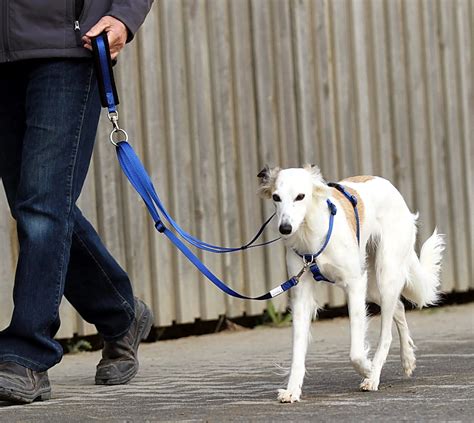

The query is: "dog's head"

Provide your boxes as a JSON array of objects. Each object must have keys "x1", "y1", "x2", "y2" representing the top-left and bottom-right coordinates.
[{"x1": 257, "y1": 164, "x2": 328, "y2": 237}]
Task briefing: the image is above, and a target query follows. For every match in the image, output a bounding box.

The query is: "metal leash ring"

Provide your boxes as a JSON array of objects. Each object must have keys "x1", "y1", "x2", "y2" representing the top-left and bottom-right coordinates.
[{"x1": 109, "y1": 127, "x2": 129, "y2": 146}]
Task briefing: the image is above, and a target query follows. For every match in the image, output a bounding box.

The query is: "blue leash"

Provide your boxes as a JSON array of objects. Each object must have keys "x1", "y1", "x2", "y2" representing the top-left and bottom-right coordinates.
[
  {"x1": 92, "y1": 34, "x2": 316, "y2": 300},
  {"x1": 117, "y1": 140, "x2": 303, "y2": 299},
  {"x1": 116, "y1": 138, "x2": 339, "y2": 298}
]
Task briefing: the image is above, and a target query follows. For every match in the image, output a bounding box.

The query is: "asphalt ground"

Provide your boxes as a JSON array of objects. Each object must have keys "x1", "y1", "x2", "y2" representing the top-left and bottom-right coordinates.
[{"x1": 0, "y1": 303, "x2": 473, "y2": 422}]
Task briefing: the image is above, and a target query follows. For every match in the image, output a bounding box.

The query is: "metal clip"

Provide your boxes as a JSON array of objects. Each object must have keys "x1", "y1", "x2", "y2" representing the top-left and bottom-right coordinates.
[
  {"x1": 107, "y1": 111, "x2": 128, "y2": 146},
  {"x1": 294, "y1": 262, "x2": 310, "y2": 283},
  {"x1": 108, "y1": 111, "x2": 119, "y2": 129}
]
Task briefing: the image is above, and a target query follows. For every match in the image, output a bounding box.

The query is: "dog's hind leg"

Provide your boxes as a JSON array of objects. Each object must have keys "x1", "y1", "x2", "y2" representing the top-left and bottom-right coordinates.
[
  {"x1": 393, "y1": 300, "x2": 416, "y2": 376},
  {"x1": 361, "y1": 263, "x2": 405, "y2": 391},
  {"x1": 346, "y1": 272, "x2": 371, "y2": 377},
  {"x1": 367, "y1": 272, "x2": 416, "y2": 377},
  {"x1": 278, "y1": 276, "x2": 316, "y2": 403}
]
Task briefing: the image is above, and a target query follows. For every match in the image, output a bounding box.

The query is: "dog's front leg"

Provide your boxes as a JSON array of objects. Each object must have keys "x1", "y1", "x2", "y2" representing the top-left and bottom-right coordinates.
[
  {"x1": 346, "y1": 273, "x2": 371, "y2": 378},
  {"x1": 278, "y1": 276, "x2": 315, "y2": 403}
]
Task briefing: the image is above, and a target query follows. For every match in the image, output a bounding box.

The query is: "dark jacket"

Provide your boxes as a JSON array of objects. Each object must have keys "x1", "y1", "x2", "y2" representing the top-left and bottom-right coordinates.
[{"x1": 0, "y1": 0, "x2": 154, "y2": 63}]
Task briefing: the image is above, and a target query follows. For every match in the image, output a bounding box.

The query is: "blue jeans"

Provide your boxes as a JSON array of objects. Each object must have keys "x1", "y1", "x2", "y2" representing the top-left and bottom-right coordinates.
[{"x1": 0, "y1": 59, "x2": 135, "y2": 372}]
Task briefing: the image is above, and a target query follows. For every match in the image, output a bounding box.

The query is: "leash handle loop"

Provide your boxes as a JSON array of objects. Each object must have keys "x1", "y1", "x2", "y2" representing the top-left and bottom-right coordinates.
[
  {"x1": 92, "y1": 33, "x2": 128, "y2": 146},
  {"x1": 91, "y1": 34, "x2": 119, "y2": 112}
]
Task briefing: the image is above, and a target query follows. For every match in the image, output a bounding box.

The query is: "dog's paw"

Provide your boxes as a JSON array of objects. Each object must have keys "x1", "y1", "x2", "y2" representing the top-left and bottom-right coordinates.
[
  {"x1": 360, "y1": 378, "x2": 379, "y2": 392},
  {"x1": 402, "y1": 354, "x2": 416, "y2": 377},
  {"x1": 401, "y1": 338, "x2": 417, "y2": 377},
  {"x1": 277, "y1": 388, "x2": 301, "y2": 403}
]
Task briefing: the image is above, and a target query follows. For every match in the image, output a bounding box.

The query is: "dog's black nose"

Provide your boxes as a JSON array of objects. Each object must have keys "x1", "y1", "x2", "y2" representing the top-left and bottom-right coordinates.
[{"x1": 279, "y1": 222, "x2": 292, "y2": 235}]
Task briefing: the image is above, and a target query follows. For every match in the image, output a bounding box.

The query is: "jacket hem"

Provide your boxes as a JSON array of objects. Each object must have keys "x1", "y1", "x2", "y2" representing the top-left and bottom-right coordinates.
[{"x1": 0, "y1": 47, "x2": 92, "y2": 63}]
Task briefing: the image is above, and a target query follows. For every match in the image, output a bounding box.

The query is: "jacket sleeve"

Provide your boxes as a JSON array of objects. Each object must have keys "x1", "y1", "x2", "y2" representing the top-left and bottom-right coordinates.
[{"x1": 107, "y1": 0, "x2": 154, "y2": 42}]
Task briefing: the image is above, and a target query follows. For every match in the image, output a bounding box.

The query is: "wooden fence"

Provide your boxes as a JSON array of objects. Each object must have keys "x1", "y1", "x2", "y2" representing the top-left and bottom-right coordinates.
[{"x1": 0, "y1": 0, "x2": 472, "y2": 338}]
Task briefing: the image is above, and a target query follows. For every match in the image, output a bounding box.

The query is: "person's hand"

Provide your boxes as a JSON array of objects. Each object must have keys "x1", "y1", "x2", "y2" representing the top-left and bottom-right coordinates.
[{"x1": 82, "y1": 16, "x2": 128, "y2": 60}]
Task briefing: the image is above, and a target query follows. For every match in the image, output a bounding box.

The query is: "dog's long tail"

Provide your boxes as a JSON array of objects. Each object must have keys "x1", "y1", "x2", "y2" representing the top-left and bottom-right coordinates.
[{"x1": 402, "y1": 228, "x2": 445, "y2": 308}]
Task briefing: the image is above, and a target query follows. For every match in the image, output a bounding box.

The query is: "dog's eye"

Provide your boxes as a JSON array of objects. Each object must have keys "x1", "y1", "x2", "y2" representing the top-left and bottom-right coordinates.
[
  {"x1": 272, "y1": 194, "x2": 281, "y2": 202},
  {"x1": 295, "y1": 194, "x2": 305, "y2": 201}
]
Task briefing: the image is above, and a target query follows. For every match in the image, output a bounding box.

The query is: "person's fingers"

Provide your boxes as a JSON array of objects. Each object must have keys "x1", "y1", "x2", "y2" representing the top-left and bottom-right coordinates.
[
  {"x1": 106, "y1": 28, "x2": 127, "y2": 59},
  {"x1": 82, "y1": 35, "x2": 92, "y2": 46},
  {"x1": 85, "y1": 17, "x2": 111, "y2": 38},
  {"x1": 83, "y1": 16, "x2": 127, "y2": 59}
]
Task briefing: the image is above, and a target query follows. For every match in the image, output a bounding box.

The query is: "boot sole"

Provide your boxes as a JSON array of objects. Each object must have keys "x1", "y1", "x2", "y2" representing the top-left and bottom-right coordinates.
[{"x1": 0, "y1": 386, "x2": 51, "y2": 404}]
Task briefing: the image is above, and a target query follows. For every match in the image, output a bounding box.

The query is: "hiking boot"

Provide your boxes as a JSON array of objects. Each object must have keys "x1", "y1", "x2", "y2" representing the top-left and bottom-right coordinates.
[
  {"x1": 0, "y1": 362, "x2": 51, "y2": 404},
  {"x1": 95, "y1": 298, "x2": 153, "y2": 385}
]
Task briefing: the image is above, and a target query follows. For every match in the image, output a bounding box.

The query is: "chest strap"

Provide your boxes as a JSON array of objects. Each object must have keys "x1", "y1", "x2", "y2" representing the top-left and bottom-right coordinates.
[{"x1": 328, "y1": 182, "x2": 360, "y2": 245}]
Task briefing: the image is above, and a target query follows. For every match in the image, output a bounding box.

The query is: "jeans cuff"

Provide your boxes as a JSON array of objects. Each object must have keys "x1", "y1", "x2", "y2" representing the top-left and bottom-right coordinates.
[{"x1": 101, "y1": 300, "x2": 135, "y2": 342}]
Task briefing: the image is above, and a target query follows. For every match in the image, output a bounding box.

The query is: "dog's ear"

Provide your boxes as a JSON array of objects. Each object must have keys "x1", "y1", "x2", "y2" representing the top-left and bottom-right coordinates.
[
  {"x1": 303, "y1": 163, "x2": 321, "y2": 177},
  {"x1": 257, "y1": 165, "x2": 280, "y2": 199},
  {"x1": 303, "y1": 164, "x2": 328, "y2": 197},
  {"x1": 257, "y1": 166, "x2": 270, "y2": 179}
]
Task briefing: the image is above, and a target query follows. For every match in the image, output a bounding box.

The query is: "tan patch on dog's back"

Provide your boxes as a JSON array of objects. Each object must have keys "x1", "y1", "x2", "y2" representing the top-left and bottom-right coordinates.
[
  {"x1": 343, "y1": 175, "x2": 375, "y2": 183},
  {"x1": 331, "y1": 186, "x2": 365, "y2": 240}
]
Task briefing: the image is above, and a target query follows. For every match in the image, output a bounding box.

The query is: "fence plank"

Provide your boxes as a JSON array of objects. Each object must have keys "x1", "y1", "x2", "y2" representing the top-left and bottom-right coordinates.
[
  {"x1": 455, "y1": 0, "x2": 473, "y2": 289},
  {"x1": 115, "y1": 43, "x2": 154, "y2": 309},
  {"x1": 439, "y1": 0, "x2": 470, "y2": 292},
  {"x1": 291, "y1": 0, "x2": 319, "y2": 163},
  {"x1": 312, "y1": 0, "x2": 340, "y2": 182},
  {"x1": 207, "y1": 0, "x2": 253, "y2": 315},
  {"x1": 368, "y1": 0, "x2": 395, "y2": 181},
  {"x1": 250, "y1": 0, "x2": 289, "y2": 313},
  {"x1": 385, "y1": 0, "x2": 415, "y2": 208},
  {"x1": 403, "y1": 0, "x2": 433, "y2": 243},
  {"x1": 229, "y1": 0, "x2": 269, "y2": 316},
  {"x1": 136, "y1": 4, "x2": 176, "y2": 326},
  {"x1": 160, "y1": 0, "x2": 201, "y2": 323},
  {"x1": 329, "y1": 0, "x2": 358, "y2": 179},
  {"x1": 420, "y1": 0, "x2": 456, "y2": 290},
  {"x1": 183, "y1": 0, "x2": 226, "y2": 319},
  {"x1": 350, "y1": 0, "x2": 374, "y2": 175},
  {"x1": 309, "y1": 0, "x2": 336, "y2": 307},
  {"x1": 272, "y1": 0, "x2": 299, "y2": 169}
]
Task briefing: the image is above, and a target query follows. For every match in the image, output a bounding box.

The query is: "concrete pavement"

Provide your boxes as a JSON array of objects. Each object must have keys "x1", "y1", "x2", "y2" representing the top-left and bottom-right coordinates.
[{"x1": 0, "y1": 303, "x2": 473, "y2": 422}]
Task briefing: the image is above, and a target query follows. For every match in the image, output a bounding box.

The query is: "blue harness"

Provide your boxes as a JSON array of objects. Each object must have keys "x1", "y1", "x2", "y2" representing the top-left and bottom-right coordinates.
[
  {"x1": 294, "y1": 183, "x2": 361, "y2": 284},
  {"x1": 91, "y1": 34, "x2": 360, "y2": 300}
]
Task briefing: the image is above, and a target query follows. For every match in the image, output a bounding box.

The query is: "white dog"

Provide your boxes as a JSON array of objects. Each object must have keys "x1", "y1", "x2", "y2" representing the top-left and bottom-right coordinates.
[{"x1": 257, "y1": 165, "x2": 445, "y2": 403}]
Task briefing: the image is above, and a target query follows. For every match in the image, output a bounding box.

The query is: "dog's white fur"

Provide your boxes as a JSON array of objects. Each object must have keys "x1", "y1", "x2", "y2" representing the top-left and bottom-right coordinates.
[{"x1": 258, "y1": 165, "x2": 445, "y2": 403}]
